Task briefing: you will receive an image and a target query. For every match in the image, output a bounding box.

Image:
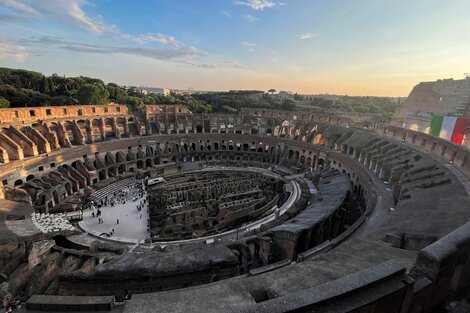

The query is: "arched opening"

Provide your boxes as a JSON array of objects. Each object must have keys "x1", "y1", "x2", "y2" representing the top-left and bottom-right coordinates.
[
  {"x1": 65, "y1": 183, "x2": 72, "y2": 196},
  {"x1": 296, "y1": 230, "x2": 310, "y2": 256},
  {"x1": 14, "y1": 179, "x2": 23, "y2": 187},
  {"x1": 26, "y1": 174, "x2": 35, "y2": 181},
  {"x1": 99, "y1": 170, "x2": 106, "y2": 180},
  {"x1": 53, "y1": 190, "x2": 59, "y2": 204},
  {"x1": 348, "y1": 146, "x2": 354, "y2": 156},
  {"x1": 108, "y1": 167, "x2": 116, "y2": 178},
  {"x1": 118, "y1": 164, "x2": 126, "y2": 174}
]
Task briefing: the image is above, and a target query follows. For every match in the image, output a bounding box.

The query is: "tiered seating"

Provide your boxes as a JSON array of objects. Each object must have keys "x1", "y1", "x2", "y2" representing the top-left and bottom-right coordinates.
[{"x1": 90, "y1": 177, "x2": 139, "y2": 203}]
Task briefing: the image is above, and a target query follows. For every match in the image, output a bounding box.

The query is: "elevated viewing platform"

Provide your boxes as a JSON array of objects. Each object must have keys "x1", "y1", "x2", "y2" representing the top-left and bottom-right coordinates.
[{"x1": 0, "y1": 104, "x2": 468, "y2": 313}]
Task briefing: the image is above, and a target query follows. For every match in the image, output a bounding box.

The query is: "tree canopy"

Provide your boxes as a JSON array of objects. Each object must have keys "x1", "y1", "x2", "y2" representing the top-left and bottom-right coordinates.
[
  {"x1": 0, "y1": 97, "x2": 9, "y2": 108},
  {"x1": 0, "y1": 67, "x2": 399, "y2": 120},
  {"x1": 77, "y1": 84, "x2": 110, "y2": 105}
]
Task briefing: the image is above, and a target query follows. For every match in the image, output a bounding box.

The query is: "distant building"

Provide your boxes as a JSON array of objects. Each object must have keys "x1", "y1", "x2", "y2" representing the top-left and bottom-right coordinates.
[
  {"x1": 278, "y1": 91, "x2": 294, "y2": 101},
  {"x1": 144, "y1": 87, "x2": 171, "y2": 96}
]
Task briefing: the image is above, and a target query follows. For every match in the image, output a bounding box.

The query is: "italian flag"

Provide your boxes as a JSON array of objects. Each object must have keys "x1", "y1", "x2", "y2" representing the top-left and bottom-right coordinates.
[{"x1": 429, "y1": 115, "x2": 469, "y2": 144}]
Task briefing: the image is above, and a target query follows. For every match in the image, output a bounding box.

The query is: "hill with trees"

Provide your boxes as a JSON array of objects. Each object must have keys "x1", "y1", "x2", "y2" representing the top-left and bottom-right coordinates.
[{"x1": 0, "y1": 67, "x2": 399, "y2": 120}]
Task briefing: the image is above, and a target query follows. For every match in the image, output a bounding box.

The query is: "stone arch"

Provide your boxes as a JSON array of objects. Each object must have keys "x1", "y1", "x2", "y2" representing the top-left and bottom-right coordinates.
[
  {"x1": 104, "y1": 117, "x2": 115, "y2": 138},
  {"x1": 52, "y1": 190, "x2": 59, "y2": 204},
  {"x1": 63, "y1": 120, "x2": 76, "y2": 144},
  {"x1": 118, "y1": 164, "x2": 126, "y2": 174}
]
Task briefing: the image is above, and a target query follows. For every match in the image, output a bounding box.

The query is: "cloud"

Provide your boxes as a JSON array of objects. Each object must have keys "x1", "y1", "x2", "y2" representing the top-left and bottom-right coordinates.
[
  {"x1": 23, "y1": 36, "x2": 205, "y2": 61},
  {"x1": 0, "y1": 0, "x2": 116, "y2": 34},
  {"x1": 0, "y1": 11, "x2": 29, "y2": 24},
  {"x1": 0, "y1": 0, "x2": 38, "y2": 15},
  {"x1": 0, "y1": 1, "x2": 246, "y2": 70},
  {"x1": 116, "y1": 33, "x2": 194, "y2": 50},
  {"x1": 0, "y1": 40, "x2": 28, "y2": 61},
  {"x1": 221, "y1": 10, "x2": 232, "y2": 17},
  {"x1": 21, "y1": 36, "x2": 243, "y2": 69},
  {"x1": 242, "y1": 14, "x2": 258, "y2": 22},
  {"x1": 233, "y1": 0, "x2": 285, "y2": 10},
  {"x1": 296, "y1": 33, "x2": 316, "y2": 40},
  {"x1": 242, "y1": 41, "x2": 256, "y2": 52}
]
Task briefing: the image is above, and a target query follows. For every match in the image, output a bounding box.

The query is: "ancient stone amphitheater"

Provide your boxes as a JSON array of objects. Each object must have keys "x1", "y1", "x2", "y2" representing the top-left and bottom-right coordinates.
[{"x1": 0, "y1": 104, "x2": 469, "y2": 313}]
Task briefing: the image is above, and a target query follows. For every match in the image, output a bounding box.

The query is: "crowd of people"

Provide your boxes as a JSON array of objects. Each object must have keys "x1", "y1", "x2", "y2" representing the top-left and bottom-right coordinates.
[{"x1": 83, "y1": 180, "x2": 150, "y2": 238}]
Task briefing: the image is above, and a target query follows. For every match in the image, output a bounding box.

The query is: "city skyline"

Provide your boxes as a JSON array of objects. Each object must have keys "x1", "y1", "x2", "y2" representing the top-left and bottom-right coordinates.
[{"x1": 1, "y1": 0, "x2": 470, "y2": 96}]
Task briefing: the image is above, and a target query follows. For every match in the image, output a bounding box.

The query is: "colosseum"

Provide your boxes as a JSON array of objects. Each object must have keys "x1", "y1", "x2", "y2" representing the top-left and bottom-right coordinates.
[{"x1": 0, "y1": 103, "x2": 469, "y2": 313}]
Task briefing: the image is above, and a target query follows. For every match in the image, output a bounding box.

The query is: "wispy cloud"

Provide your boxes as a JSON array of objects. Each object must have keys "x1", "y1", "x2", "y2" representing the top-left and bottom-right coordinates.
[
  {"x1": 0, "y1": 40, "x2": 28, "y2": 61},
  {"x1": 0, "y1": 0, "x2": 212, "y2": 65},
  {"x1": 0, "y1": 0, "x2": 247, "y2": 70},
  {"x1": 242, "y1": 14, "x2": 258, "y2": 22},
  {"x1": 22, "y1": 36, "x2": 206, "y2": 61},
  {"x1": 221, "y1": 10, "x2": 232, "y2": 17},
  {"x1": 242, "y1": 41, "x2": 256, "y2": 52},
  {"x1": 0, "y1": 0, "x2": 38, "y2": 15},
  {"x1": 20, "y1": 36, "x2": 243, "y2": 69},
  {"x1": 234, "y1": 0, "x2": 285, "y2": 11},
  {"x1": 0, "y1": 0, "x2": 116, "y2": 34},
  {"x1": 296, "y1": 33, "x2": 316, "y2": 40},
  {"x1": 116, "y1": 33, "x2": 196, "y2": 50}
]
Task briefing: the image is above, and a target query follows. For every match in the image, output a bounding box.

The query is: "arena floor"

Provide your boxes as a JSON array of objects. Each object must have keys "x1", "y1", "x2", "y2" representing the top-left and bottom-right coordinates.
[{"x1": 79, "y1": 191, "x2": 149, "y2": 244}]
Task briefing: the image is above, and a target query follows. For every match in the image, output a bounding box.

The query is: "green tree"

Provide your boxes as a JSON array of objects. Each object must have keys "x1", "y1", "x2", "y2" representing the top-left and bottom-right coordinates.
[
  {"x1": 76, "y1": 84, "x2": 109, "y2": 105},
  {"x1": 281, "y1": 99, "x2": 296, "y2": 111},
  {"x1": 118, "y1": 95, "x2": 143, "y2": 112},
  {"x1": 48, "y1": 77, "x2": 55, "y2": 96},
  {"x1": 0, "y1": 97, "x2": 10, "y2": 108},
  {"x1": 39, "y1": 75, "x2": 49, "y2": 94}
]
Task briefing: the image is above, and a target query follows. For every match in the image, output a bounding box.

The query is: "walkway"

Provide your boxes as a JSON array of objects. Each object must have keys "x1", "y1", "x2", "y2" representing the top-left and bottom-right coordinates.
[{"x1": 78, "y1": 184, "x2": 149, "y2": 244}]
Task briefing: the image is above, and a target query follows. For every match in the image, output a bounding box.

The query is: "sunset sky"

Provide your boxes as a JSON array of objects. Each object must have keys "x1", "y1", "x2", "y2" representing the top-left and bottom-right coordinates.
[{"x1": 1, "y1": 0, "x2": 469, "y2": 96}]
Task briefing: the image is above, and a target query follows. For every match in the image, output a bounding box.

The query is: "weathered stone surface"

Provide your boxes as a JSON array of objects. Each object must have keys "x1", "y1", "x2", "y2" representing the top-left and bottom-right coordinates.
[
  {"x1": 0, "y1": 283, "x2": 11, "y2": 308},
  {"x1": 0, "y1": 104, "x2": 468, "y2": 312},
  {"x1": 28, "y1": 240, "x2": 55, "y2": 268},
  {"x1": 4, "y1": 187, "x2": 32, "y2": 205}
]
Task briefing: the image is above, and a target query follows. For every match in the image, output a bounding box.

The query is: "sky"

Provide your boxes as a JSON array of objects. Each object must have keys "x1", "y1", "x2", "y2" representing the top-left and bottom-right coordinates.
[{"x1": 0, "y1": 0, "x2": 470, "y2": 96}]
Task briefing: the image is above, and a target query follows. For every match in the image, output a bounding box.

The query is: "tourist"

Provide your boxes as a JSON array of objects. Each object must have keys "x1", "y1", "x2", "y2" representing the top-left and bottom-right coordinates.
[
  {"x1": 92, "y1": 212, "x2": 95, "y2": 218},
  {"x1": 117, "y1": 218, "x2": 119, "y2": 225}
]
